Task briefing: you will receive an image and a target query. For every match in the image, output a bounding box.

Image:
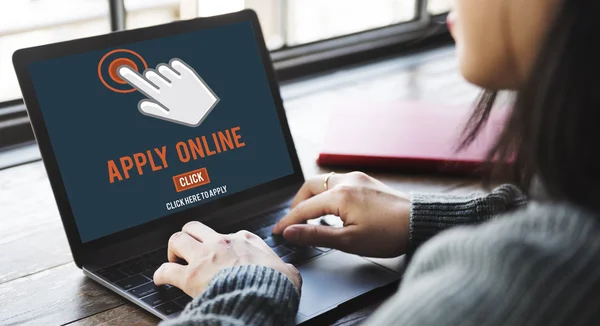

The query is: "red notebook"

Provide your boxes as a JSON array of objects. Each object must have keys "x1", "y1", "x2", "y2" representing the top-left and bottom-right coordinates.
[{"x1": 317, "y1": 100, "x2": 508, "y2": 174}]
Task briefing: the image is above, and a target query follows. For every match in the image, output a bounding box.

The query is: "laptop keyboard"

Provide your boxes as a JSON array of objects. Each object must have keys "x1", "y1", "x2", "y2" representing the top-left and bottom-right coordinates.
[
  {"x1": 96, "y1": 208, "x2": 331, "y2": 317},
  {"x1": 97, "y1": 248, "x2": 191, "y2": 316}
]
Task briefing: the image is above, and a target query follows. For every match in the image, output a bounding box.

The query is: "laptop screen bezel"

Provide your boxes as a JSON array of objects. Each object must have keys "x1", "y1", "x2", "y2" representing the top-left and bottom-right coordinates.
[{"x1": 12, "y1": 9, "x2": 304, "y2": 266}]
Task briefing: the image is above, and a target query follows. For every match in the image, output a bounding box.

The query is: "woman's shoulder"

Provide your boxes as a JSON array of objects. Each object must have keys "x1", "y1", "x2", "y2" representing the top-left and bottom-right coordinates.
[
  {"x1": 491, "y1": 202, "x2": 600, "y2": 238},
  {"x1": 445, "y1": 201, "x2": 600, "y2": 245},
  {"x1": 390, "y1": 203, "x2": 600, "y2": 326},
  {"x1": 408, "y1": 202, "x2": 600, "y2": 278}
]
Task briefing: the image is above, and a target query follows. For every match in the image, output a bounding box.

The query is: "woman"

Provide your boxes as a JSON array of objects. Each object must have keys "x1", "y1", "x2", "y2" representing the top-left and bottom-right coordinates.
[{"x1": 156, "y1": 0, "x2": 600, "y2": 325}]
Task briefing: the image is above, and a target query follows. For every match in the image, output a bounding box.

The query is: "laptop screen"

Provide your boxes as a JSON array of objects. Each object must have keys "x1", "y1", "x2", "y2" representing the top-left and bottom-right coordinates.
[{"x1": 27, "y1": 21, "x2": 295, "y2": 243}]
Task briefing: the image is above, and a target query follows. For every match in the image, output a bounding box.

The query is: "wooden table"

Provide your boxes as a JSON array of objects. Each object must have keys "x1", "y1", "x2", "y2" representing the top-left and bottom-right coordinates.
[{"x1": 0, "y1": 46, "x2": 483, "y2": 325}]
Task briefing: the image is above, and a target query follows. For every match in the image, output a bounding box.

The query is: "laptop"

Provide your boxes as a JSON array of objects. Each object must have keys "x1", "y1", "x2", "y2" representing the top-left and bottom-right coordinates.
[{"x1": 12, "y1": 9, "x2": 401, "y2": 324}]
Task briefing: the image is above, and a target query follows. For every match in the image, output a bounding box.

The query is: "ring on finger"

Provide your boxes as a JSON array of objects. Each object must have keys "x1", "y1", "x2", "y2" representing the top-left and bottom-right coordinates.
[{"x1": 324, "y1": 172, "x2": 335, "y2": 191}]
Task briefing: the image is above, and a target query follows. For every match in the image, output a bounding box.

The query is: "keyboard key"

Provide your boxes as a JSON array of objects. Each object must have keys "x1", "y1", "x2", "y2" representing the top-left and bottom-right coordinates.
[
  {"x1": 282, "y1": 248, "x2": 322, "y2": 265},
  {"x1": 272, "y1": 246, "x2": 292, "y2": 257},
  {"x1": 142, "y1": 270, "x2": 157, "y2": 280},
  {"x1": 283, "y1": 244, "x2": 304, "y2": 252},
  {"x1": 142, "y1": 287, "x2": 184, "y2": 307},
  {"x1": 240, "y1": 209, "x2": 288, "y2": 238},
  {"x1": 120, "y1": 262, "x2": 146, "y2": 275},
  {"x1": 116, "y1": 274, "x2": 150, "y2": 290},
  {"x1": 257, "y1": 208, "x2": 289, "y2": 228},
  {"x1": 252, "y1": 226, "x2": 275, "y2": 239},
  {"x1": 147, "y1": 251, "x2": 167, "y2": 266},
  {"x1": 155, "y1": 302, "x2": 183, "y2": 315},
  {"x1": 137, "y1": 260, "x2": 156, "y2": 271},
  {"x1": 129, "y1": 282, "x2": 166, "y2": 298},
  {"x1": 316, "y1": 247, "x2": 333, "y2": 253},
  {"x1": 264, "y1": 235, "x2": 286, "y2": 248},
  {"x1": 174, "y1": 295, "x2": 193, "y2": 308},
  {"x1": 98, "y1": 268, "x2": 127, "y2": 282}
]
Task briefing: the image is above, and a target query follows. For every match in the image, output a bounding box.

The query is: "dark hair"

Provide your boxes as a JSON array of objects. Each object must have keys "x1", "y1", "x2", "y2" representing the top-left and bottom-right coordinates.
[{"x1": 461, "y1": 0, "x2": 600, "y2": 212}]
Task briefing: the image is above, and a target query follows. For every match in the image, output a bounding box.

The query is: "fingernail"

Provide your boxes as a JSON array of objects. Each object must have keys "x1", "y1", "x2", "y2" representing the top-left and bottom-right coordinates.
[
  {"x1": 284, "y1": 226, "x2": 299, "y2": 241},
  {"x1": 170, "y1": 232, "x2": 181, "y2": 242}
]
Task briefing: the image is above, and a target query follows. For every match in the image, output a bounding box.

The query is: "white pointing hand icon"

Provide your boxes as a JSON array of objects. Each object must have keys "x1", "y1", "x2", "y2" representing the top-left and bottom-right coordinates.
[{"x1": 118, "y1": 58, "x2": 219, "y2": 127}]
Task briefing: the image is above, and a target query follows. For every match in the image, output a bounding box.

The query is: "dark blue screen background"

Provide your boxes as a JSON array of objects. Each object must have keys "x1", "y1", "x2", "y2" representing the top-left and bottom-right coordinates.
[{"x1": 28, "y1": 21, "x2": 294, "y2": 242}]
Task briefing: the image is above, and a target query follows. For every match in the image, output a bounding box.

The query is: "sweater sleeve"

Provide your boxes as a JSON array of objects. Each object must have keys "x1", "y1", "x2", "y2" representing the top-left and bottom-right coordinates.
[
  {"x1": 363, "y1": 204, "x2": 600, "y2": 326},
  {"x1": 161, "y1": 265, "x2": 299, "y2": 326},
  {"x1": 409, "y1": 183, "x2": 526, "y2": 256}
]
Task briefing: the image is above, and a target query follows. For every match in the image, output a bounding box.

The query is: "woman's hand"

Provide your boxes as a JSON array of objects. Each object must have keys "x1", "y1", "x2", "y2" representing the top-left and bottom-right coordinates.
[
  {"x1": 272, "y1": 172, "x2": 411, "y2": 258},
  {"x1": 154, "y1": 221, "x2": 302, "y2": 298}
]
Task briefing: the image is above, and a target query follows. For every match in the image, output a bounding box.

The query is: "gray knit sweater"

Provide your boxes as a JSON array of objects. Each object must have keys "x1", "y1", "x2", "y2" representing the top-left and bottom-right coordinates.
[{"x1": 163, "y1": 184, "x2": 600, "y2": 325}]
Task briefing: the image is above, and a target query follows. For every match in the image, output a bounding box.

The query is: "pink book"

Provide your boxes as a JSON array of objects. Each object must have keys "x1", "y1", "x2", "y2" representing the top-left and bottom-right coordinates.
[{"x1": 317, "y1": 100, "x2": 508, "y2": 174}]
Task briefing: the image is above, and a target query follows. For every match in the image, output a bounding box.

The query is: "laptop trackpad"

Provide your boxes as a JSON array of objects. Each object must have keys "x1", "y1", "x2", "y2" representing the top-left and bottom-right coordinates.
[{"x1": 297, "y1": 250, "x2": 400, "y2": 318}]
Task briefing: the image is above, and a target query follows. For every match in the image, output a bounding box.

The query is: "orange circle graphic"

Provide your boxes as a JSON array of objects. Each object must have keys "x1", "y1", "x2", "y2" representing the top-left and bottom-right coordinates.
[
  {"x1": 98, "y1": 49, "x2": 148, "y2": 93},
  {"x1": 108, "y1": 58, "x2": 138, "y2": 84}
]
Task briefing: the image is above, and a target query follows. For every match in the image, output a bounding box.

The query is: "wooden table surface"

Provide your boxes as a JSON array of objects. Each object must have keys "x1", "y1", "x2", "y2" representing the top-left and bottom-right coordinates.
[{"x1": 0, "y1": 46, "x2": 483, "y2": 326}]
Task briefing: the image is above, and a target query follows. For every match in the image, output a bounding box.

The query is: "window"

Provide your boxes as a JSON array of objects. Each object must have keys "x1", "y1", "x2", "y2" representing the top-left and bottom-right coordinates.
[
  {"x1": 1, "y1": 0, "x2": 453, "y2": 103},
  {"x1": 0, "y1": 0, "x2": 451, "y2": 160},
  {"x1": 123, "y1": 0, "x2": 446, "y2": 50},
  {"x1": 124, "y1": 0, "x2": 286, "y2": 50},
  {"x1": 428, "y1": 0, "x2": 452, "y2": 15},
  {"x1": 0, "y1": 0, "x2": 110, "y2": 103},
  {"x1": 286, "y1": 0, "x2": 417, "y2": 46}
]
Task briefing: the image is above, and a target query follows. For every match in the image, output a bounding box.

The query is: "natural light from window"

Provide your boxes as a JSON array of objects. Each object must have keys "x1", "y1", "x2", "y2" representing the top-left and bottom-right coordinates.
[{"x1": 0, "y1": 0, "x2": 452, "y2": 103}]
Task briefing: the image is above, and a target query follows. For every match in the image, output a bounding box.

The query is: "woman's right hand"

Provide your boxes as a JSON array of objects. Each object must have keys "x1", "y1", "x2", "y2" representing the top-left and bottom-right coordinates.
[{"x1": 272, "y1": 172, "x2": 411, "y2": 258}]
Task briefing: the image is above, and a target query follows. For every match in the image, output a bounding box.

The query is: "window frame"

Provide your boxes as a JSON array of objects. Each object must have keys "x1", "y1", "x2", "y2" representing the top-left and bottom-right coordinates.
[
  {"x1": 273, "y1": 0, "x2": 429, "y2": 59},
  {"x1": 0, "y1": 0, "x2": 450, "y2": 158}
]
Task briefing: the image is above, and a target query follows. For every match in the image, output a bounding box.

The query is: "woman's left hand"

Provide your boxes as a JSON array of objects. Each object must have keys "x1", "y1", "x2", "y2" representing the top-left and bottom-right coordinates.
[{"x1": 153, "y1": 221, "x2": 302, "y2": 298}]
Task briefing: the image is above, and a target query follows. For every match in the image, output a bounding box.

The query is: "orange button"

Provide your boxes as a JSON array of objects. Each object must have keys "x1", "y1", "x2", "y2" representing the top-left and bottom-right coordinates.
[{"x1": 173, "y1": 167, "x2": 211, "y2": 192}]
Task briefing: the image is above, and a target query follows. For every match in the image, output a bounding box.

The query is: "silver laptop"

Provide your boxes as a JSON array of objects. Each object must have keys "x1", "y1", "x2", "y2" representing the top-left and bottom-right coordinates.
[{"x1": 12, "y1": 9, "x2": 401, "y2": 324}]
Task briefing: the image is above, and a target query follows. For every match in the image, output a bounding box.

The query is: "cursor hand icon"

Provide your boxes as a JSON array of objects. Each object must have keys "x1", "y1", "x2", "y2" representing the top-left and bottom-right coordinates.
[{"x1": 118, "y1": 58, "x2": 219, "y2": 127}]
